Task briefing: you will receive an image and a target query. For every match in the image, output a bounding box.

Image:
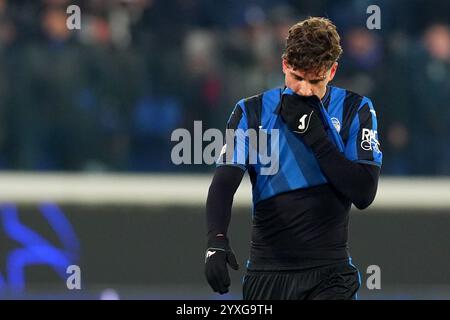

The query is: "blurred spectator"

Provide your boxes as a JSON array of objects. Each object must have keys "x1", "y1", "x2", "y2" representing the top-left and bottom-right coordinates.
[
  {"x1": 409, "y1": 23, "x2": 450, "y2": 174},
  {"x1": 0, "y1": 0, "x2": 448, "y2": 175}
]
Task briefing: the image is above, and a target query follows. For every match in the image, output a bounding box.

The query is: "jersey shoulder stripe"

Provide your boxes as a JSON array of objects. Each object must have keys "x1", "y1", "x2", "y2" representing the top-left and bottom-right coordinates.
[
  {"x1": 339, "y1": 89, "x2": 364, "y2": 145},
  {"x1": 242, "y1": 93, "x2": 263, "y2": 131}
]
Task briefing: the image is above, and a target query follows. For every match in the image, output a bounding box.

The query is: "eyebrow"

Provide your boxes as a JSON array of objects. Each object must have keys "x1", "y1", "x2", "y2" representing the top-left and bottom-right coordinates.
[{"x1": 291, "y1": 72, "x2": 325, "y2": 82}]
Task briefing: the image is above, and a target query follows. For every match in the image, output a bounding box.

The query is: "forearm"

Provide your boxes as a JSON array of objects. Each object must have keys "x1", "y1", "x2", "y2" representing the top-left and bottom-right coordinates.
[
  {"x1": 206, "y1": 165, "x2": 245, "y2": 238},
  {"x1": 310, "y1": 139, "x2": 380, "y2": 209}
]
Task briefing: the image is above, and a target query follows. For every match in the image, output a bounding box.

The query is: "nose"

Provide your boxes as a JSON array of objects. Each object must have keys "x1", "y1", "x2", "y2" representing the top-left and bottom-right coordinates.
[{"x1": 296, "y1": 82, "x2": 314, "y2": 96}]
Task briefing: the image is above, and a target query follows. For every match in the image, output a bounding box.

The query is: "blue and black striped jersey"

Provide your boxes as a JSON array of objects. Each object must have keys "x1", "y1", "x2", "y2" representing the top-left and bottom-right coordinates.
[{"x1": 217, "y1": 86, "x2": 382, "y2": 205}]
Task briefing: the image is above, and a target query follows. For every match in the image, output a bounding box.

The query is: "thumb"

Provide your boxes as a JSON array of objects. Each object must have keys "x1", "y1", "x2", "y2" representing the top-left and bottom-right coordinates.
[{"x1": 227, "y1": 251, "x2": 239, "y2": 270}]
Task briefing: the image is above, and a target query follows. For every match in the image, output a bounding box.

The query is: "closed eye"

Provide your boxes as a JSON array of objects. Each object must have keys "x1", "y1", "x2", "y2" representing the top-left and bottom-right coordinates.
[
  {"x1": 292, "y1": 73, "x2": 323, "y2": 84},
  {"x1": 309, "y1": 79, "x2": 323, "y2": 85}
]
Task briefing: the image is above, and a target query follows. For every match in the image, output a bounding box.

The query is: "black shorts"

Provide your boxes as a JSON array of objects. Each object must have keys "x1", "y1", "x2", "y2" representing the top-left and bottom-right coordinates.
[{"x1": 243, "y1": 261, "x2": 361, "y2": 300}]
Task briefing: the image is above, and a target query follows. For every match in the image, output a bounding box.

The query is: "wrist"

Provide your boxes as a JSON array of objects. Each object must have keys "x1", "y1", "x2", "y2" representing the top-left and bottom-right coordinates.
[{"x1": 207, "y1": 233, "x2": 229, "y2": 249}]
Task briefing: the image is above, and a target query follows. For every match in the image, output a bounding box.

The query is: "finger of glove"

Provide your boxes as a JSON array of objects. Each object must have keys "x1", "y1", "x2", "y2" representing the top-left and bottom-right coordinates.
[
  {"x1": 211, "y1": 266, "x2": 230, "y2": 294},
  {"x1": 214, "y1": 260, "x2": 231, "y2": 287},
  {"x1": 205, "y1": 265, "x2": 227, "y2": 293},
  {"x1": 283, "y1": 94, "x2": 312, "y2": 112},
  {"x1": 227, "y1": 252, "x2": 239, "y2": 270},
  {"x1": 205, "y1": 256, "x2": 230, "y2": 293}
]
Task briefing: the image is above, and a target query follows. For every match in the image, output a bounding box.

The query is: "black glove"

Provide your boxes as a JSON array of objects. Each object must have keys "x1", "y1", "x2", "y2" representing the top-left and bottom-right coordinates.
[
  {"x1": 204, "y1": 235, "x2": 239, "y2": 294},
  {"x1": 280, "y1": 93, "x2": 329, "y2": 148}
]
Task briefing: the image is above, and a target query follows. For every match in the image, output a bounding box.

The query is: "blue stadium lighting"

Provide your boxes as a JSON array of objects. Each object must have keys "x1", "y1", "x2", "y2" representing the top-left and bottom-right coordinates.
[{"x1": 0, "y1": 203, "x2": 80, "y2": 291}]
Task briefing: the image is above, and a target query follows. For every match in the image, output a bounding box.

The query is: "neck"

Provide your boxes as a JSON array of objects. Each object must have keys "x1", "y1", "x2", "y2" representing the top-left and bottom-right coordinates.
[{"x1": 318, "y1": 86, "x2": 329, "y2": 100}]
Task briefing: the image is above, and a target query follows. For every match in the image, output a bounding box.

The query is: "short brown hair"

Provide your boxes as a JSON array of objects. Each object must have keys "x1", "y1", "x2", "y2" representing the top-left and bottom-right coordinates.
[{"x1": 282, "y1": 17, "x2": 343, "y2": 75}]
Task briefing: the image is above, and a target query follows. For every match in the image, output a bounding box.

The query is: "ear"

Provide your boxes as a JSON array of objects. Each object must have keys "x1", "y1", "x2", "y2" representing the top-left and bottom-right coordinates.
[
  {"x1": 328, "y1": 62, "x2": 338, "y2": 81},
  {"x1": 282, "y1": 58, "x2": 290, "y2": 75}
]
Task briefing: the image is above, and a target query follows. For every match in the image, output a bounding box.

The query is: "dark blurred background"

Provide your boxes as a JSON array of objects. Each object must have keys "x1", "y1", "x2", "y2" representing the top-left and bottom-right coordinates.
[
  {"x1": 0, "y1": 0, "x2": 449, "y2": 300},
  {"x1": 0, "y1": 0, "x2": 449, "y2": 174}
]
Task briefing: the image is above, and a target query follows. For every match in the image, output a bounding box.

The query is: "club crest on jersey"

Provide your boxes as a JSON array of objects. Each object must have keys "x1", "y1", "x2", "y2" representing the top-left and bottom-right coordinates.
[{"x1": 331, "y1": 117, "x2": 341, "y2": 133}]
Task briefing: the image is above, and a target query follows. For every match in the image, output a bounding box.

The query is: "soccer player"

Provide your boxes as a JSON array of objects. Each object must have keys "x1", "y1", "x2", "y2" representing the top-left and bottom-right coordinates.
[{"x1": 204, "y1": 17, "x2": 382, "y2": 300}]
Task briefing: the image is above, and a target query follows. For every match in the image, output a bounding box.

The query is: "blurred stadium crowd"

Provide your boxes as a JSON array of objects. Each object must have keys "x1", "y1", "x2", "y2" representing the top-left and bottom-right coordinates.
[{"x1": 0, "y1": 0, "x2": 449, "y2": 174}]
